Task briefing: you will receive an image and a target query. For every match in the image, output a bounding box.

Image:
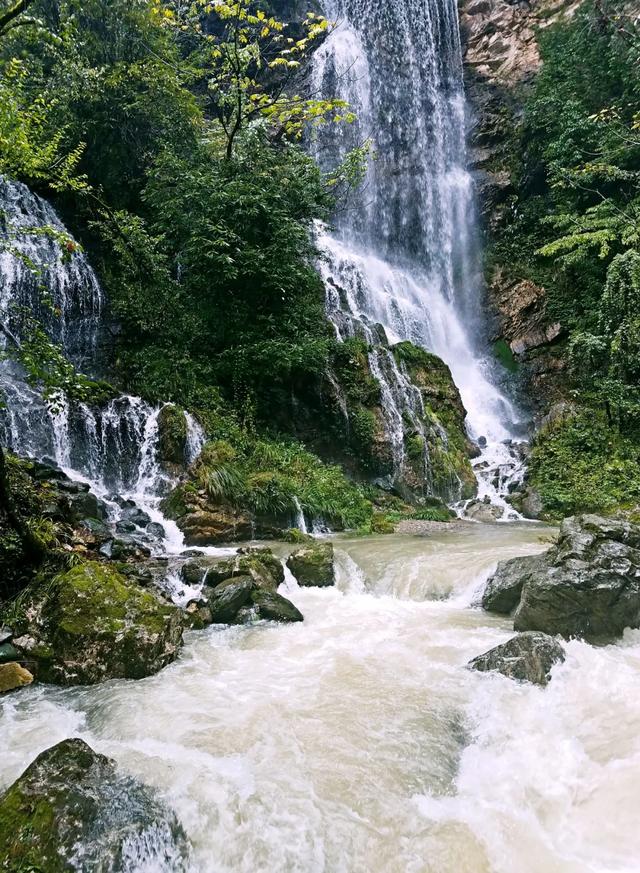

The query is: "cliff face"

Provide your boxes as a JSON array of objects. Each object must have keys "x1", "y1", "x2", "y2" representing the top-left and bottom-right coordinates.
[{"x1": 460, "y1": 0, "x2": 586, "y2": 416}]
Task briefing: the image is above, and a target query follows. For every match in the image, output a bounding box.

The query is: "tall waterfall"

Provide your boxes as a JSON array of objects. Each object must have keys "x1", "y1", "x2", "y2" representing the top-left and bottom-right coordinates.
[
  {"x1": 0, "y1": 177, "x2": 203, "y2": 547},
  {"x1": 313, "y1": 0, "x2": 525, "y2": 509}
]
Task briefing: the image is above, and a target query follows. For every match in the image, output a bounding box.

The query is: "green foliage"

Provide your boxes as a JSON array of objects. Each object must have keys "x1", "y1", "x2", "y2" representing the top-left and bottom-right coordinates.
[
  {"x1": 158, "y1": 0, "x2": 349, "y2": 158},
  {"x1": 529, "y1": 410, "x2": 640, "y2": 517},
  {"x1": 192, "y1": 428, "x2": 372, "y2": 529}
]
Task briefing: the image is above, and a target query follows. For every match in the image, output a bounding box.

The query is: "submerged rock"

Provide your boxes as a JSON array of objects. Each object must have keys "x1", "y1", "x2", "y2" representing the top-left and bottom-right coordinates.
[
  {"x1": 468, "y1": 632, "x2": 565, "y2": 686},
  {"x1": 0, "y1": 663, "x2": 33, "y2": 694},
  {"x1": 0, "y1": 739, "x2": 189, "y2": 872},
  {"x1": 10, "y1": 561, "x2": 183, "y2": 685},
  {"x1": 286, "y1": 543, "x2": 335, "y2": 587},
  {"x1": 482, "y1": 553, "x2": 549, "y2": 614},
  {"x1": 483, "y1": 515, "x2": 640, "y2": 640}
]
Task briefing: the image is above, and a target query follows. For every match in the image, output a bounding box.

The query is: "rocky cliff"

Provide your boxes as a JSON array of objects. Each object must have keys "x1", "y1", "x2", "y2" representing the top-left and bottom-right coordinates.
[{"x1": 460, "y1": 0, "x2": 586, "y2": 415}]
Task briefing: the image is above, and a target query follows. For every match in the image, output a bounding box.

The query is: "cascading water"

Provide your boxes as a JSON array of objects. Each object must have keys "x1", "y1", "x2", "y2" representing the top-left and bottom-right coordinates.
[
  {"x1": 0, "y1": 177, "x2": 204, "y2": 551},
  {"x1": 312, "y1": 0, "x2": 527, "y2": 513}
]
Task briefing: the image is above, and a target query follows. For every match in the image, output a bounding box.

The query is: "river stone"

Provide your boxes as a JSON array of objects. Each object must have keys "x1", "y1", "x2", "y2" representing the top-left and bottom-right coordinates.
[
  {"x1": 251, "y1": 590, "x2": 304, "y2": 623},
  {"x1": 286, "y1": 543, "x2": 335, "y2": 587},
  {"x1": 468, "y1": 632, "x2": 566, "y2": 686},
  {"x1": 0, "y1": 643, "x2": 20, "y2": 664},
  {"x1": 180, "y1": 555, "x2": 222, "y2": 585},
  {"x1": 0, "y1": 739, "x2": 189, "y2": 872},
  {"x1": 206, "y1": 576, "x2": 255, "y2": 623},
  {"x1": 204, "y1": 549, "x2": 284, "y2": 592},
  {"x1": 482, "y1": 553, "x2": 549, "y2": 614},
  {"x1": 10, "y1": 561, "x2": 183, "y2": 685},
  {"x1": 464, "y1": 498, "x2": 504, "y2": 523},
  {"x1": 0, "y1": 663, "x2": 33, "y2": 694},
  {"x1": 512, "y1": 515, "x2": 640, "y2": 639}
]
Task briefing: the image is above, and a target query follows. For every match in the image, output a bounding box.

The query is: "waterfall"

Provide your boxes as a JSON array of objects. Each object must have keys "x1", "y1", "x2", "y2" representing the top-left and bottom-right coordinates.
[
  {"x1": 0, "y1": 177, "x2": 203, "y2": 548},
  {"x1": 313, "y1": 0, "x2": 526, "y2": 511}
]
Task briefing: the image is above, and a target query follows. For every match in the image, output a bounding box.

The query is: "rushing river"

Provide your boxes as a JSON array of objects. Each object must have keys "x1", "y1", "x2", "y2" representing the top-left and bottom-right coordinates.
[{"x1": 3, "y1": 524, "x2": 640, "y2": 873}]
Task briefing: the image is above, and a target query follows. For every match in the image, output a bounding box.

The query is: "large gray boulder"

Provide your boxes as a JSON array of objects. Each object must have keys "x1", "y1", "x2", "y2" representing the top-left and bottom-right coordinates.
[
  {"x1": 286, "y1": 543, "x2": 335, "y2": 587},
  {"x1": 484, "y1": 515, "x2": 640, "y2": 640},
  {"x1": 468, "y1": 632, "x2": 566, "y2": 686},
  {"x1": 482, "y1": 553, "x2": 549, "y2": 614},
  {"x1": 0, "y1": 739, "x2": 189, "y2": 871}
]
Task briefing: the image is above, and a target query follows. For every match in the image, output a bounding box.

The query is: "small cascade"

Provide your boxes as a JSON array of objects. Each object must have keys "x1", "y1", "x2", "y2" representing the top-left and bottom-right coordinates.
[
  {"x1": 313, "y1": 1, "x2": 528, "y2": 513},
  {"x1": 292, "y1": 496, "x2": 309, "y2": 535},
  {"x1": 0, "y1": 177, "x2": 204, "y2": 549}
]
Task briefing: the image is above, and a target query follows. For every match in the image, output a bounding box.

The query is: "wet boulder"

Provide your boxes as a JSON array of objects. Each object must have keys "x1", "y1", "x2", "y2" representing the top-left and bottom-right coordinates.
[
  {"x1": 10, "y1": 561, "x2": 183, "y2": 685},
  {"x1": 468, "y1": 632, "x2": 565, "y2": 686},
  {"x1": 0, "y1": 663, "x2": 33, "y2": 694},
  {"x1": 482, "y1": 553, "x2": 549, "y2": 614},
  {"x1": 0, "y1": 739, "x2": 189, "y2": 872},
  {"x1": 286, "y1": 543, "x2": 335, "y2": 587},
  {"x1": 157, "y1": 403, "x2": 189, "y2": 470},
  {"x1": 206, "y1": 575, "x2": 256, "y2": 623},
  {"x1": 203, "y1": 548, "x2": 284, "y2": 592},
  {"x1": 464, "y1": 497, "x2": 504, "y2": 523},
  {"x1": 483, "y1": 515, "x2": 640, "y2": 640},
  {"x1": 251, "y1": 590, "x2": 303, "y2": 623}
]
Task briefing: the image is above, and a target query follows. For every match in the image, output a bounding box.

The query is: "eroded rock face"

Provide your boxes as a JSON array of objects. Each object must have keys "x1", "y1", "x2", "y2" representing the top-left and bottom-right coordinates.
[
  {"x1": 484, "y1": 515, "x2": 640, "y2": 639},
  {"x1": 468, "y1": 631, "x2": 565, "y2": 686},
  {"x1": 287, "y1": 543, "x2": 335, "y2": 588},
  {"x1": 460, "y1": 0, "x2": 584, "y2": 88},
  {"x1": 0, "y1": 739, "x2": 189, "y2": 872},
  {"x1": 10, "y1": 562, "x2": 183, "y2": 685}
]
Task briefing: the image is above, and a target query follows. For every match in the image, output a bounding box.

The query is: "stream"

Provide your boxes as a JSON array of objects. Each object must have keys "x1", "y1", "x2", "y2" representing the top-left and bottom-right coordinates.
[{"x1": 3, "y1": 523, "x2": 640, "y2": 873}]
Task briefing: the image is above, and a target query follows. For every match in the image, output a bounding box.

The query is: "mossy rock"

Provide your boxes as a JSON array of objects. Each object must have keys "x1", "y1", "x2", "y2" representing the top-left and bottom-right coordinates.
[
  {"x1": 203, "y1": 549, "x2": 284, "y2": 592},
  {"x1": 286, "y1": 543, "x2": 335, "y2": 587},
  {"x1": 157, "y1": 404, "x2": 189, "y2": 468},
  {"x1": 10, "y1": 562, "x2": 183, "y2": 685},
  {"x1": 0, "y1": 739, "x2": 189, "y2": 872}
]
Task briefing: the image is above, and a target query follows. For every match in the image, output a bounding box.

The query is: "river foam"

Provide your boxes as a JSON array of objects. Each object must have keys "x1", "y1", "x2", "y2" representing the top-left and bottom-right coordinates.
[{"x1": 3, "y1": 525, "x2": 639, "y2": 872}]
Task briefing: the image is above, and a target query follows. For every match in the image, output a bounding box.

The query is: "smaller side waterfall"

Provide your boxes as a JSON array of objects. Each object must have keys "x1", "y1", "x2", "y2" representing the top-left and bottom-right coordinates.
[{"x1": 0, "y1": 177, "x2": 205, "y2": 550}]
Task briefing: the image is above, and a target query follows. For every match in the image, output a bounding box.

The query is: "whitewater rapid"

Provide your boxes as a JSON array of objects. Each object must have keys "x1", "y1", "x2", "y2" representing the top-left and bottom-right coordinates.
[{"x1": 3, "y1": 525, "x2": 639, "y2": 873}]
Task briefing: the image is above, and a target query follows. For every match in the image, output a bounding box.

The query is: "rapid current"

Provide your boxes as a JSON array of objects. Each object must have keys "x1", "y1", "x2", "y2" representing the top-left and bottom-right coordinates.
[{"x1": 2, "y1": 1, "x2": 639, "y2": 871}]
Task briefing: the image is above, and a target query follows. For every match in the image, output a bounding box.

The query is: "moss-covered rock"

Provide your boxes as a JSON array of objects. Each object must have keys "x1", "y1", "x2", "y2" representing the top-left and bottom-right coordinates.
[
  {"x1": 9, "y1": 561, "x2": 183, "y2": 685},
  {"x1": 202, "y1": 548, "x2": 285, "y2": 591},
  {"x1": 286, "y1": 543, "x2": 335, "y2": 587},
  {"x1": 0, "y1": 739, "x2": 189, "y2": 872},
  {"x1": 157, "y1": 403, "x2": 189, "y2": 470},
  {"x1": 393, "y1": 341, "x2": 478, "y2": 501}
]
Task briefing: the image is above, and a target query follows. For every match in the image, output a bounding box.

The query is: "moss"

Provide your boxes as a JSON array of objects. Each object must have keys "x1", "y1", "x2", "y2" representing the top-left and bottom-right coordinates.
[
  {"x1": 0, "y1": 782, "x2": 59, "y2": 872},
  {"x1": 157, "y1": 404, "x2": 189, "y2": 467},
  {"x1": 494, "y1": 339, "x2": 519, "y2": 374},
  {"x1": 160, "y1": 484, "x2": 190, "y2": 520},
  {"x1": 15, "y1": 561, "x2": 183, "y2": 685},
  {"x1": 528, "y1": 409, "x2": 640, "y2": 518}
]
